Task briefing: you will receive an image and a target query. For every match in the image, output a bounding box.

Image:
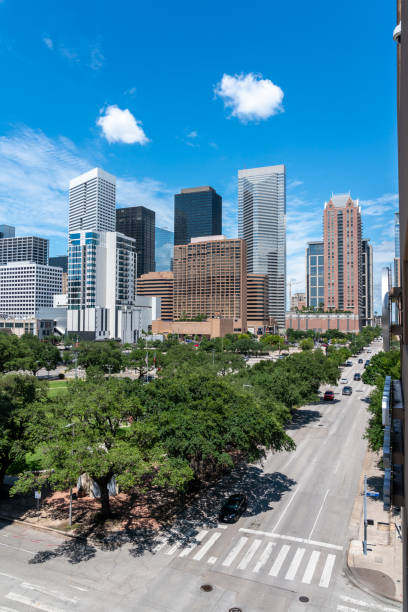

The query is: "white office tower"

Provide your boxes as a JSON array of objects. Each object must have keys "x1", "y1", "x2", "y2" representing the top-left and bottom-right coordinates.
[
  {"x1": 238, "y1": 165, "x2": 286, "y2": 328},
  {"x1": 0, "y1": 261, "x2": 62, "y2": 317},
  {"x1": 69, "y1": 168, "x2": 116, "y2": 233},
  {"x1": 67, "y1": 231, "x2": 151, "y2": 343}
]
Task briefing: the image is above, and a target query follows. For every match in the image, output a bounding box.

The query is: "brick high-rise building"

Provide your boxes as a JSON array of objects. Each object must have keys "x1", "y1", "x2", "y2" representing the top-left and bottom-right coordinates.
[
  {"x1": 323, "y1": 194, "x2": 362, "y2": 316},
  {"x1": 173, "y1": 235, "x2": 247, "y2": 332},
  {"x1": 137, "y1": 271, "x2": 174, "y2": 320}
]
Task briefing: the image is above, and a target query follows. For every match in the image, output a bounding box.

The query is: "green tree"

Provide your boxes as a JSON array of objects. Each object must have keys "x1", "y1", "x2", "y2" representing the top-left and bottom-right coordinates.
[
  {"x1": 125, "y1": 348, "x2": 162, "y2": 379},
  {"x1": 300, "y1": 338, "x2": 314, "y2": 351},
  {"x1": 13, "y1": 335, "x2": 60, "y2": 376},
  {"x1": 0, "y1": 334, "x2": 21, "y2": 372},
  {"x1": 76, "y1": 340, "x2": 123, "y2": 373},
  {"x1": 0, "y1": 374, "x2": 46, "y2": 494}
]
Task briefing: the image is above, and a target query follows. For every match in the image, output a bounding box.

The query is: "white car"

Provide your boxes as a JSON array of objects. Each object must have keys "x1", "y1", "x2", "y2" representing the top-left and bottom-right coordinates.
[
  {"x1": 366, "y1": 349, "x2": 372, "y2": 353},
  {"x1": 340, "y1": 377, "x2": 348, "y2": 384}
]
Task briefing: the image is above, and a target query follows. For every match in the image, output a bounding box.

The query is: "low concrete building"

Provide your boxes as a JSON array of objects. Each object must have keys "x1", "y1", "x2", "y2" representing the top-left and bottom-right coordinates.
[
  {"x1": 0, "y1": 316, "x2": 55, "y2": 338},
  {"x1": 286, "y1": 311, "x2": 361, "y2": 333},
  {"x1": 152, "y1": 318, "x2": 236, "y2": 339}
]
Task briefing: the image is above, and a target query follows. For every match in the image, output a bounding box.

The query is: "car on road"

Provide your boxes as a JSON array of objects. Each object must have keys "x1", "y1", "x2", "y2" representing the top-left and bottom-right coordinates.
[
  {"x1": 365, "y1": 359, "x2": 370, "y2": 367},
  {"x1": 345, "y1": 361, "x2": 353, "y2": 367},
  {"x1": 353, "y1": 373, "x2": 361, "y2": 381},
  {"x1": 323, "y1": 390, "x2": 335, "y2": 401},
  {"x1": 340, "y1": 377, "x2": 348, "y2": 384},
  {"x1": 342, "y1": 385, "x2": 353, "y2": 395},
  {"x1": 366, "y1": 349, "x2": 372, "y2": 353},
  {"x1": 358, "y1": 358, "x2": 364, "y2": 364},
  {"x1": 219, "y1": 494, "x2": 247, "y2": 523}
]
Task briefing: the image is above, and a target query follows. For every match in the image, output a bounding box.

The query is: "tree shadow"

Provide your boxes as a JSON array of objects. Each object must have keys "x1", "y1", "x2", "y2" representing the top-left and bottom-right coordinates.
[
  {"x1": 28, "y1": 537, "x2": 97, "y2": 565},
  {"x1": 287, "y1": 409, "x2": 322, "y2": 430},
  {"x1": 367, "y1": 475, "x2": 384, "y2": 502}
]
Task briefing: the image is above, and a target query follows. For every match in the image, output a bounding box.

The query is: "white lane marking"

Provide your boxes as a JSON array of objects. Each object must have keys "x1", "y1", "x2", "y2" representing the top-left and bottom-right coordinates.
[
  {"x1": 253, "y1": 542, "x2": 275, "y2": 573},
  {"x1": 218, "y1": 525, "x2": 228, "y2": 529},
  {"x1": 308, "y1": 489, "x2": 330, "y2": 540},
  {"x1": 193, "y1": 532, "x2": 221, "y2": 561},
  {"x1": 71, "y1": 585, "x2": 88, "y2": 592},
  {"x1": 166, "y1": 542, "x2": 180, "y2": 555},
  {"x1": 222, "y1": 537, "x2": 248, "y2": 567},
  {"x1": 0, "y1": 606, "x2": 20, "y2": 612},
  {"x1": 0, "y1": 542, "x2": 35, "y2": 554},
  {"x1": 239, "y1": 528, "x2": 343, "y2": 551},
  {"x1": 237, "y1": 539, "x2": 262, "y2": 570},
  {"x1": 319, "y1": 553, "x2": 336, "y2": 588},
  {"x1": 269, "y1": 544, "x2": 290, "y2": 577},
  {"x1": 285, "y1": 547, "x2": 305, "y2": 581},
  {"x1": 21, "y1": 583, "x2": 78, "y2": 604},
  {"x1": 337, "y1": 606, "x2": 359, "y2": 612},
  {"x1": 207, "y1": 556, "x2": 217, "y2": 564},
  {"x1": 339, "y1": 595, "x2": 399, "y2": 611},
  {"x1": 272, "y1": 486, "x2": 302, "y2": 533},
  {"x1": 0, "y1": 572, "x2": 18, "y2": 580},
  {"x1": 5, "y1": 593, "x2": 62, "y2": 612},
  {"x1": 178, "y1": 530, "x2": 208, "y2": 558},
  {"x1": 302, "y1": 550, "x2": 320, "y2": 584}
]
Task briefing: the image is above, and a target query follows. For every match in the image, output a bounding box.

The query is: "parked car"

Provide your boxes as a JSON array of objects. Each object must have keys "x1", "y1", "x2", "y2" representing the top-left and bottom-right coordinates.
[
  {"x1": 345, "y1": 361, "x2": 353, "y2": 367},
  {"x1": 342, "y1": 386, "x2": 353, "y2": 395},
  {"x1": 365, "y1": 359, "x2": 370, "y2": 366},
  {"x1": 358, "y1": 358, "x2": 364, "y2": 364},
  {"x1": 323, "y1": 390, "x2": 335, "y2": 401},
  {"x1": 354, "y1": 373, "x2": 361, "y2": 381},
  {"x1": 340, "y1": 377, "x2": 348, "y2": 384},
  {"x1": 219, "y1": 494, "x2": 247, "y2": 523}
]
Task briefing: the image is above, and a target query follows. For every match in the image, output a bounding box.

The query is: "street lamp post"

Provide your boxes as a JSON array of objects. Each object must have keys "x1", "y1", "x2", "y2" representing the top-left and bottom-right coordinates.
[
  {"x1": 105, "y1": 364, "x2": 112, "y2": 377},
  {"x1": 65, "y1": 422, "x2": 75, "y2": 527},
  {"x1": 363, "y1": 475, "x2": 379, "y2": 555}
]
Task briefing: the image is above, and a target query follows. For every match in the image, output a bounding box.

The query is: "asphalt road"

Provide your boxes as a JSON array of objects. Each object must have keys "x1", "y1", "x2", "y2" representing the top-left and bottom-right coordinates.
[{"x1": 0, "y1": 339, "x2": 402, "y2": 612}]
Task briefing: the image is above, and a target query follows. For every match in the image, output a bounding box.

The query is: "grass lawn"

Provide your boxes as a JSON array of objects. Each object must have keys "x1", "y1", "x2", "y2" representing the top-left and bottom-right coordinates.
[{"x1": 47, "y1": 379, "x2": 69, "y2": 398}]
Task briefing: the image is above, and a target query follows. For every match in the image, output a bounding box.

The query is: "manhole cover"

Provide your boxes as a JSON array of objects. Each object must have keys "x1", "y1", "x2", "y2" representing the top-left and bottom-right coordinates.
[
  {"x1": 229, "y1": 608, "x2": 243, "y2": 612},
  {"x1": 200, "y1": 584, "x2": 213, "y2": 592},
  {"x1": 299, "y1": 596, "x2": 309, "y2": 603}
]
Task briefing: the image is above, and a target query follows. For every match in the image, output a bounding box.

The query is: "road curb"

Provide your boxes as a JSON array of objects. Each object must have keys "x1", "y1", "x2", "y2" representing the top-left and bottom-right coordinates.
[{"x1": 0, "y1": 514, "x2": 85, "y2": 541}]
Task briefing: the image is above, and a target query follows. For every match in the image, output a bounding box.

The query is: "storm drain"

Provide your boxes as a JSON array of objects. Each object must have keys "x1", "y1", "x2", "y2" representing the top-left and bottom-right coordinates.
[
  {"x1": 229, "y1": 608, "x2": 242, "y2": 612},
  {"x1": 299, "y1": 595, "x2": 309, "y2": 603},
  {"x1": 200, "y1": 584, "x2": 213, "y2": 592}
]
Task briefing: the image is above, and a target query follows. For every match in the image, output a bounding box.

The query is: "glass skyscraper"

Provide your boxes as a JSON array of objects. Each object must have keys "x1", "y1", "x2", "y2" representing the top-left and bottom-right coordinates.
[
  {"x1": 155, "y1": 227, "x2": 174, "y2": 271},
  {"x1": 174, "y1": 186, "x2": 222, "y2": 245},
  {"x1": 238, "y1": 165, "x2": 286, "y2": 328},
  {"x1": 306, "y1": 241, "x2": 324, "y2": 308},
  {"x1": 116, "y1": 206, "x2": 155, "y2": 277}
]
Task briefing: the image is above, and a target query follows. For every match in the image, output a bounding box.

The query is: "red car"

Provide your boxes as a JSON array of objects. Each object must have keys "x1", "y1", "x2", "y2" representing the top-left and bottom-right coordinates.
[{"x1": 323, "y1": 390, "x2": 335, "y2": 401}]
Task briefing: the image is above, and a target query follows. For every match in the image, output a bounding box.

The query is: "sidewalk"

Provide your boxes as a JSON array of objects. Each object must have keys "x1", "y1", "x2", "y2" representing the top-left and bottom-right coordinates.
[{"x1": 347, "y1": 449, "x2": 403, "y2": 604}]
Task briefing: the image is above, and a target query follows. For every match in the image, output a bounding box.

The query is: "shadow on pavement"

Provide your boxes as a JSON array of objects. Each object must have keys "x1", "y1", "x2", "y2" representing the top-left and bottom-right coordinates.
[{"x1": 287, "y1": 409, "x2": 322, "y2": 430}]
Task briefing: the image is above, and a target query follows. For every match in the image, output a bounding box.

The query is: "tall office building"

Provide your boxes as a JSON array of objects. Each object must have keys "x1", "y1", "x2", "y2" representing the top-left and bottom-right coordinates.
[
  {"x1": 0, "y1": 236, "x2": 49, "y2": 266},
  {"x1": 0, "y1": 261, "x2": 62, "y2": 317},
  {"x1": 361, "y1": 239, "x2": 374, "y2": 326},
  {"x1": 174, "y1": 186, "x2": 222, "y2": 245},
  {"x1": 116, "y1": 206, "x2": 155, "y2": 277},
  {"x1": 306, "y1": 241, "x2": 324, "y2": 308},
  {"x1": 69, "y1": 168, "x2": 116, "y2": 233},
  {"x1": 156, "y1": 227, "x2": 174, "y2": 271},
  {"x1": 247, "y1": 273, "x2": 270, "y2": 333},
  {"x1": 137, "y1": 271, "x2": 174, "y2": 320},
  {"x1": 323, "y1": 194, "x2": 362, "y2": 316},
  {"x1": 0, "y1": 225, "x2": 15, "y2": 239},
  {"x1": 49, "y1": 255, "x2": 68, "y2": 272},
  {"x1": 238, "y1": 164, "x2": 286, "y2": 327},
  {"x1": 173, "y1": 236, "x2": 247, "y2": 331},
  {"x1": 394, "y1": 212, "x2": 401, "y2": 286}
]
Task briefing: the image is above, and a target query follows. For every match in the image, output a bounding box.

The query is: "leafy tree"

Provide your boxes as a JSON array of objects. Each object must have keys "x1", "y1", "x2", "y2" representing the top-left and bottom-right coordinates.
[
  {"x1": 125, "y1": 348, "x2": 162, "y2": 378},
  {"x1": 300, "y1": 338, "x2": 314, "y2": 351},
  {"x1": 0, "y1": 333, "x2": 21, "y2": 372},
  {"x1": 260, "y1": 334, "x2": 285, "y2": 350},
  {"x1": 0, "y1": 374, "x2": 46, "y2": 494},
  {"x1": 12, "y1": 335, "x2": 60, "y2": 376},
  {"x1": 11, "y1": 376, "x2": 193, "y2": 518},
  {"x1": 362, "y1": 351, "x2": 400, "y2": 386},
  {"x1": 76, "y1": 340, "x2": 123, "y2": 373}
]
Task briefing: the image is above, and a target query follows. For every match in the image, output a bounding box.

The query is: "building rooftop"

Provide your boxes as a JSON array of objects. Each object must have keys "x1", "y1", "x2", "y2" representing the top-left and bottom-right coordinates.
[
  {"x1": 180, "y1": 186, "x2": 215, "y2": 194},
  {"x1": 190, "y1": 235, "x2": 227, "y2": 243},
  {"x1": 69, "y1": 167, "x2": 116, "y2": 189},
  {"x1": 238, "y1": 164, "x2": 285, "y2": 177}
]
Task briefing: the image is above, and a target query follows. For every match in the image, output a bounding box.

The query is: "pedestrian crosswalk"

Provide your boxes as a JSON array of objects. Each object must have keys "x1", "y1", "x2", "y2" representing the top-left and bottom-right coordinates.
[
  {"x1": 159, "y1": 528, "x2": 339, "y2": 589},
  {"x1": 336, "y1": 594, "x2": 401, "y2": 612}
]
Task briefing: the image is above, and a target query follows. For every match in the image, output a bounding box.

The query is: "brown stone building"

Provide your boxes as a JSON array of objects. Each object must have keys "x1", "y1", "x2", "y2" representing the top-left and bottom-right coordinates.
[
  {"x1": 137, "y1": 271, "x2": 174, "y2": 320},
  {"x1": 290, "y1": 292, "x2": 307, "y2": 312},
  {"x1": 323, "y1": 194, "x2": 362, "y2": 316},
  {"x1": 173, "y1": 235, "x2": 247, "y2": 332},
  {"x1": 286, "y1": 311, "x2": 360, "y2": 334}
]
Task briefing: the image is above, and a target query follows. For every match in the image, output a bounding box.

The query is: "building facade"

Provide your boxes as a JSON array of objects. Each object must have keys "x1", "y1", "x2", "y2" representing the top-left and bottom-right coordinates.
[
  {"x1": 174, "y1": 186, "x2": 222, "y2": 245},
  {"x1": 0, "y1": 225, "x2": 15, "y2": 239},
  {"x1": 286, "y1": 311, "x2": 361, "y2": 333},
  {"x1": 173, "y1": 235, "x2": 247, "y2": 332},
  {"x1": 246, "y1": 273, "x2": 277, "y2": 334},
  {"x1": 116, "y1": 206, "x2": 155, "y2": 277},
  {"x1": 0, "y1": 236, "x2": 49, "y2": 266},
  {"x1": 361, "y1": 239, "x2": 374, "y2": 326},
  {"x1": 137, "y1": 271, "x2": 174, "y2": 320},
  {"x1": 394, "y1": 212, "x2": 401, "y2": 287},
  {"x1": 69, "y1": 168, "x2": 116, "y2": 233},
  {"x1": 49, "y1": 255, "x2": 68, "y2": 272},
  {"x1": 290, "y1": 292, "x2": 306, "y2": 311},
  {"x1": 0, "y1": 261, "x2": 62, "y2": 317},
  {"x1": 323, "y1": 194, "x2": 362, "y2": 316},
  {"x1": 306, "y1": 241, "x2": 324, "y2": 308},
  {"x1": 238, "y1": 164, "x2": 286, "y2": 328},
  {"x1": 0, "y1": 316, "x2": 55, "y2": 339},
  {"x1": 155, "y1": 227, "x2": 174, "y2": 271}
]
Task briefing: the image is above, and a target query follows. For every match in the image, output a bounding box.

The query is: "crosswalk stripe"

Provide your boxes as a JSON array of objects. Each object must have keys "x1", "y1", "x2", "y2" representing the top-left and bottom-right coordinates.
[
  {"x1": 337, "y1": 606, "x2": 359, "y2": 612},
  {"x1": 285, "y1": 547, "x2": 305, "y2": 581},
  {"x1": 222, "y1": 537, "x2": 248, "y2": 567},
  {"x1": 319, "y1": 553, "x2": 336, "y2": 588},
  {"x1": 166, "y1": 542, "x2": 180, "y2": 555},
  {"x1": 269, "y1": 544, "x2": 290, "y2": 577},
  {"x1": 193, "y1": 532, "x2": 221, "y2": 561},
  {"x1": 178, "y1": 530, "x2": 208, "y2": 558},
  {"x1": 302, "y1": 550, "x2": 321, "y2": 584},
  {"x1": 237, "y1": 539, "x2": 262, "y2": 570},
  {"x1": 339, "y1": 595, "x2": 398, "y2": 611},
  {"x1": 253, "y1": 542, "x2": 275, "y2": 573},
  {"x1": 6, "y1": 592, "x2": 62, "y2": 612}
]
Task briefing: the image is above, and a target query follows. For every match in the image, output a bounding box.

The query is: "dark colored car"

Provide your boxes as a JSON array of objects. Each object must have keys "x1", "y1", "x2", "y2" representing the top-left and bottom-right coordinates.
[
  {"x1": 342, "y1": 386, "x2": 353, "y2": 395},
  {"x1": 323, "y1": 390, "x2": 335, "y2": 401},
  {"x1": 358, "y1": 358, "x2": 364, "y2": 364},
  {"x1": 354, "y1": 373, "x2": 361, "y2": 381},
  {"x1": 219, "y1": 494, "x2": 247, "y2": 523},
  {"x1": 365, "y1": 359, "x2": 370, "y2": 366},
  {"x1": 345, "y1": 361, "x2": 353, "y2": 367}
]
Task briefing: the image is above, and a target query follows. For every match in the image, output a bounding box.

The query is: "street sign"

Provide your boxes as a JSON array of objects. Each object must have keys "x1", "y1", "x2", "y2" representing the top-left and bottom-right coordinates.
[
  {"x1": 366, "y1": 491, "x2": 380, "y2": 498},
  {"x1": 34, "y1": 490, "x2": 41, "y2": 499}
]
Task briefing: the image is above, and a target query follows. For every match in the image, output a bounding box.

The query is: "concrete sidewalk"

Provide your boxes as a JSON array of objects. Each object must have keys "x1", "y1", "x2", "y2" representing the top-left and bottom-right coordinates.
[{"x1": 347, "y1": 449, "x2": 403, "y2": 604}]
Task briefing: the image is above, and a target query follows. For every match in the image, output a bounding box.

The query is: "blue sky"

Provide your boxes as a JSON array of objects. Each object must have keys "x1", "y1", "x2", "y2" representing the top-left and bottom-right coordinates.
[{"x1": 0, "y1": 0, "x2": 398, "y2": 312}]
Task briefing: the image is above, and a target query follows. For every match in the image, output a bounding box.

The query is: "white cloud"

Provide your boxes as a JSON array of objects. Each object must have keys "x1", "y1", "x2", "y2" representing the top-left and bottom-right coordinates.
[
  {"x1": 43, "y1": 36, "x2": 53, "y2": 50},
  {"x1": 97, "y1": 105, "x2": 150, "y2": 145},
  {"x1": 187, "y1": 130, "x2": 198, "y2": 139},
  {"x1": 214, "y1": 72, "x2": 284, "y2": 122},
  {"x1": 124, "y1": 86, "x2": 137, "y2": 95},
  {"x1": 360, "y1": 193, "x2": 398, "y2": 217},
  {"x1": 89, "y1": 45, "x2": 104, "y2": 71}
]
